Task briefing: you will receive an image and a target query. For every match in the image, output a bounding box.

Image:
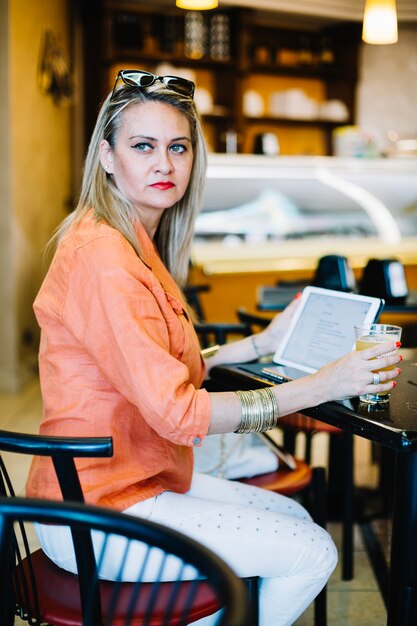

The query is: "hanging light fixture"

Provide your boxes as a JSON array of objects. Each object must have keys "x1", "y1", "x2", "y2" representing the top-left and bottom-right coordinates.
[
  {"x1": 176, "y1": 0, "x2": 218, "y2": 9},
  {"x1": 362, "y1": 0, "x2": 398, "y2": 44}
]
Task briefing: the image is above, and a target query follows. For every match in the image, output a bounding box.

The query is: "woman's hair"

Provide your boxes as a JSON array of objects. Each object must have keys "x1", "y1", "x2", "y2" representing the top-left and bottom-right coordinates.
[{"x1": 51, "y1": 81, "x2": 207, "y2": 287}]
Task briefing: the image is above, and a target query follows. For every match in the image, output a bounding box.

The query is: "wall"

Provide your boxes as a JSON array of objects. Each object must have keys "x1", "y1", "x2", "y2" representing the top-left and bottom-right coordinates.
[
  {"x1": 0, "y1": 0, "x2": 72, "y2": 391},
  {"x1": 357, "y1": 25, "x2": 417, "y2": 153},
  {"x1": 0, "y1": 0, "x2": 15, "y2": 388}
]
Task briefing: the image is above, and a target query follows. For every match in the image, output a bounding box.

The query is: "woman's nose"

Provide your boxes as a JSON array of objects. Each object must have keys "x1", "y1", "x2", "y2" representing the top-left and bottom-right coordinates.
[{"x1": 154, "y1": 150, "x2": 173, "y2": 173}]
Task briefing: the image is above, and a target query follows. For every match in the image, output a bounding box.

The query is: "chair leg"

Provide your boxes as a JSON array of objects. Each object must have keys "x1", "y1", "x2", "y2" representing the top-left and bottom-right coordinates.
[
  {"x1": 342, "y1": 432, "x2": 354, "y2": 581},
  {"x1": 312, "y1": 467, "x2": 328, "y2": 626},
  {"x1": 244, "y1": 576, "x2": 259, "y2": 626},
  {"x1": 305, "y1": 432, "x2": 313, "y2": 465},
  {"x1": 314, "y1": 585, "x2": 327, "y2": 626},
  {"x1": 312, "y1": 467, "x2": 327, "y2": 530}
]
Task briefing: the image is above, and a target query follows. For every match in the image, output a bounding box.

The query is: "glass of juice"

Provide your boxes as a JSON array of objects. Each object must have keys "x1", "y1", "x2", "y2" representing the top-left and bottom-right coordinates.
[{"x1": 354, "y1": 324, "x2": 402, "y2": 404}]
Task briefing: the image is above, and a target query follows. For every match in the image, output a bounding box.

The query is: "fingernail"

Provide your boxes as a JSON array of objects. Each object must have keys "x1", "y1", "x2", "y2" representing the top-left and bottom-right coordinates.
[
  {"x1": 392, "y1": 381, "x2": 397, "y2": 388},
  {"x1": 294, "y1": 292, "x2": 302, "y2": 300},
  {"x1": 398, "y1": 367, "x2": 401, "y2": 374},
  {"x1": 396, "y1": 341, "x2": 402, "y2": 347},
  {"x1": 399, "y1": 355, "x2": 403, "y2": 361}
]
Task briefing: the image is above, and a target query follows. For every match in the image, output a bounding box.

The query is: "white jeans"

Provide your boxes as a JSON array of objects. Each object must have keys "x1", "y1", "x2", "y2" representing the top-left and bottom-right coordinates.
[{"x1": 36, "y1": 472, "x2": 337, "y2": 626}]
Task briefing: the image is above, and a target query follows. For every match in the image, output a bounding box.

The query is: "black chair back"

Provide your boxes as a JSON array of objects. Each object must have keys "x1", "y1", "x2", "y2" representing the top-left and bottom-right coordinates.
[
  {"x1": 0, "y1": 497, "x2": 250, "y2": 626},
  {"x1": 0, "y1": 430, "x2": 250, "y2": 625}
]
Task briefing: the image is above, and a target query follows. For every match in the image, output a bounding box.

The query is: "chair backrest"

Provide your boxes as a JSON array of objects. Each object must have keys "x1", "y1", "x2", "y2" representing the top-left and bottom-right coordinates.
[
  {"x1": 0, "y1": 429, "x2": 113, "y2": 502},
  {"x1": 235, "y1": 308, "x2": 270, "y2": 334},
  {"x1": 0, "y1": 430, "x2": 114, "y2": 625},
  {"x1": 183, "y1": 283, "x2": 211, "y2": 322},
  {"x1": 194, "y1": 321, "x2": 252, "y2": 350},
  {"x1": 0, "y1": 430, "x2": 251, "y2": 625},
  {"x1": 0, "y1": 496, "x2": 250, "y2": 626}
]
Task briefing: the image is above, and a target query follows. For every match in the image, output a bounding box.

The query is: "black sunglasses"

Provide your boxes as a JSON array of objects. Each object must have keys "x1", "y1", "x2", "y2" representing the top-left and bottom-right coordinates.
[{"x1": 111, "y1": 69, "x2": 195, "y2": 100}]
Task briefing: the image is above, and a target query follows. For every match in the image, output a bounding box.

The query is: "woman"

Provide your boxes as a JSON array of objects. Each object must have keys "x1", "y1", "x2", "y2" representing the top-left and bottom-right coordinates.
[{"x1": 27, "y1": 70, "x2": 401, "y2": 626}]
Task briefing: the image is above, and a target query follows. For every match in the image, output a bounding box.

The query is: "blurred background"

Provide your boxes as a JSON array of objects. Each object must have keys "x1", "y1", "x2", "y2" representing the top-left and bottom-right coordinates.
[{"x1": 1, "y1": 0, "x2": 417, "y2": 393}]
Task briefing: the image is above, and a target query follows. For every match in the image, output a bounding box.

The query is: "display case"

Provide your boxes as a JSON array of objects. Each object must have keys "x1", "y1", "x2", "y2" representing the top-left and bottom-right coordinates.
[
  {"x1": 190, "y1": 154, "x2": 417, "y2": 322},
  {"x1": 196, "y1": 154, "x2": 417, "y2": 244}
]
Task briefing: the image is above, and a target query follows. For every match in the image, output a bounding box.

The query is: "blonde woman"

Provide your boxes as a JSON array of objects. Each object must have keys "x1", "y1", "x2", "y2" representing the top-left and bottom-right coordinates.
[{"x1": 27, "y1": 70, "x2": 401, "y2": 626}]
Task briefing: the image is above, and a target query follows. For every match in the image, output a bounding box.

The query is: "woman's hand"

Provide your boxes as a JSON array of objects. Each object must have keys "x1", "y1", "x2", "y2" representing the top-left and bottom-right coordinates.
[
  {"x1": 255, "y1": 294, "x2": 302, "y2": 357},
  {"x1": 311, "y1": 340, "x2": 402, "y2": 403}
]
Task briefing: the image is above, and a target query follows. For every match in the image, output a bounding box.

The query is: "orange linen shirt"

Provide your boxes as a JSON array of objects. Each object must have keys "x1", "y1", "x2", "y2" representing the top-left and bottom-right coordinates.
[{"x1": 26, "y1": 211, "x2": 211, "y2": 511}]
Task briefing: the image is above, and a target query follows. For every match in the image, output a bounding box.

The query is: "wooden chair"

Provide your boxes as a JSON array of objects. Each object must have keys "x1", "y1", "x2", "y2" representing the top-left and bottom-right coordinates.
[
  {"x1": 0, "y1": 429, "x2": 250, "y2": 626},
  {"x1": 0, "y1": 496, "x2": 250, "y2": 626}
]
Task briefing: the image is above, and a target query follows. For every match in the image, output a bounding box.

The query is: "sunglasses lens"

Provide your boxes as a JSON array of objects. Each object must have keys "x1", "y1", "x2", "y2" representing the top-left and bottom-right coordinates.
[
  {"x1": 121, "y1": 71, "x2": 154, "y2": 87},
  {"x1": 164, "y1": 77, "x2": 195, "y2": 97}
]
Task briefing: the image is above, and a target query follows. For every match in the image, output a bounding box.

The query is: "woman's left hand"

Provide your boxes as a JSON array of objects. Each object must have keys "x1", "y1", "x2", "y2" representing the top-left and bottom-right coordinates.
[{"x1": 255, "y1": 294, "x2": 302, "y2": 356}]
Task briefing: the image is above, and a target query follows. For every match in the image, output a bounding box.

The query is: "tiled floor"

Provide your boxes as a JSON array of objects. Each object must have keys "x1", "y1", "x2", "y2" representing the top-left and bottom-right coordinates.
[{"x1": 1, "y1": 376, "x2": 388, "y2": 625}]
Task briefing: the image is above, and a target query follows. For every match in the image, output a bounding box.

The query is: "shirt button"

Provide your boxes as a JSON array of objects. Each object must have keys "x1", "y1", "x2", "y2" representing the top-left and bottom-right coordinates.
[{"x1": 193, "y1": 437, "x2": 201, "y2": 445}]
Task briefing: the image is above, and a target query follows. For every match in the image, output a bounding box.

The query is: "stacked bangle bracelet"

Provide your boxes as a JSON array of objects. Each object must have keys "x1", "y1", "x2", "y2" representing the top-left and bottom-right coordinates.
[{"x1": 234, "y1": 388, "x2": 279, "y2": 433}]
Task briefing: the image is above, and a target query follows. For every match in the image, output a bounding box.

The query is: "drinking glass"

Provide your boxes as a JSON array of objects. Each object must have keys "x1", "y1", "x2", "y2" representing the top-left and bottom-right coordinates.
[{"x1": 354, "y1": 323, "x2": 402, "y2": 405}]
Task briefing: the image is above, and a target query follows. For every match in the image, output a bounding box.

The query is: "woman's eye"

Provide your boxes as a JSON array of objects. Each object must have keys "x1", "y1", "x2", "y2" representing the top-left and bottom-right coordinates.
[
  {"x1": 170, "y1": 144, "x2": 187, "y2": 154},
  {"x1": 133, "y1": 142, "x2": 152, "y2": 152}
]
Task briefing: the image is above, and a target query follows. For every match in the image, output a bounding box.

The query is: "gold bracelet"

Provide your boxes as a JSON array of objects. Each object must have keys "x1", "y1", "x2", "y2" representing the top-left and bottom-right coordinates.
[
  {"x1": 234, "y1": 388, "x2": 279, "y2": 434},
  {"x1": 201, "y1": 344, "x2": 220, "y2": 358}
]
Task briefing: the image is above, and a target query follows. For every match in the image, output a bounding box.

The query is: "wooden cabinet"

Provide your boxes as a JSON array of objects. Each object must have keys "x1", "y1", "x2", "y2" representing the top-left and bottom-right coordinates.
[{"x1": 88, "y1": 1, "x2": 361, "y2": 155}]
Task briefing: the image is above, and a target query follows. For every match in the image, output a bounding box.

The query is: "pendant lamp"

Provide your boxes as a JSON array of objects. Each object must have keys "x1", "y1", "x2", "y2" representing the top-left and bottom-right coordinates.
[
  {"x1": 362, "y1": 0, "x2": 398, "y2": 44},
  {"x1": 176, "y1": 0, "x2": 218, "y2": 9}
]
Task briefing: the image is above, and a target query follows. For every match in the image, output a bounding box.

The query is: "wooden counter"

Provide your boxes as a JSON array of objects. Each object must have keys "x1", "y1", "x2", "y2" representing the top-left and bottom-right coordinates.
[{"x1": 190, "y1": 237, "x2": 417, "y2": 325}]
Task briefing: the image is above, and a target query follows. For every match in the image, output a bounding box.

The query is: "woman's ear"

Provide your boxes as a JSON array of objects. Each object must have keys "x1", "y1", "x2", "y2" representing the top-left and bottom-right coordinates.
[{"x1": 99, "y1": 139, "x2": 114, "y2": 174}]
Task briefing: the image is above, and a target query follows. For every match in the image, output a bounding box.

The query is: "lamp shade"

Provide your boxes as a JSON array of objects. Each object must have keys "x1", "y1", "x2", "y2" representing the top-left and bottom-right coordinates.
[
  {"x1": 176, "y1": 0, "x2": 218, "y2": 8},
  {"x1": 362, "y1": 0, "x2": 398, "y2": 44}
]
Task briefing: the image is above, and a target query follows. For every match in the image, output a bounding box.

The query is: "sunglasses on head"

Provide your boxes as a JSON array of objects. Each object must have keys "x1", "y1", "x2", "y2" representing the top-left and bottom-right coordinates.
[{"x1": 111, "y1": 69, "x2": 195, "y2": 100}]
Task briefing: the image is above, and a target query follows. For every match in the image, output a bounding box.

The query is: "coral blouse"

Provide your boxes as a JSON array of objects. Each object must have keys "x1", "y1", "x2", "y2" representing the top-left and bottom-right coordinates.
[{"x1": 26, "y1": 211, "x2": 211, "y2": 511}]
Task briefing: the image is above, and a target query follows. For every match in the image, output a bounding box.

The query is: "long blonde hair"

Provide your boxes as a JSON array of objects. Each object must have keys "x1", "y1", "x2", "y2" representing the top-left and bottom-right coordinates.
[{"x1": 51, "y1": 83, "x2": 207, "y2": 286}]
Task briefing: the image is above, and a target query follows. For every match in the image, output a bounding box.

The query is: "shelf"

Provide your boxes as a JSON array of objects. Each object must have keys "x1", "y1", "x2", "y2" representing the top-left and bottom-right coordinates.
[
  {"x1": 246, "y1": 64, "x2": 342, "y2": 79},
  {"x1": 105, "y1": 50, "x2": 235, "y2": 70},
  {"x1": 244, "y1": 116, "x2": 351, "y2": 127},
  {"x1": 91, "y1": 2, "x2": 361, "y2": 156}
]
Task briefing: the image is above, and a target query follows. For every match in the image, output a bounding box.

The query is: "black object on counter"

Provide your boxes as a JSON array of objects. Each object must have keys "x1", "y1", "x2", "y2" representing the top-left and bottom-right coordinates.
[
  {"x1": 313, "y1": 255, "x2": 356, "y2": 292},
  {"x1": 359, "y1": 258, "x2": 409, "y2": 304}
]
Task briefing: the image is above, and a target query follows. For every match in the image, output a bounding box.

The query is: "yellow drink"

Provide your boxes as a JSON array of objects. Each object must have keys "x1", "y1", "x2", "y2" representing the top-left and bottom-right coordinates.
[{"x1": 355, "y1": 335, "x2": 398, "y2": 396}]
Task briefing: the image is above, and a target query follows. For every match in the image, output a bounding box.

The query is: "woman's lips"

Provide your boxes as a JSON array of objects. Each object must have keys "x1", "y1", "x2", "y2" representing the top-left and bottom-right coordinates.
[{"x1": 151, "y1": 182, "x2": 175, "y2": 190}]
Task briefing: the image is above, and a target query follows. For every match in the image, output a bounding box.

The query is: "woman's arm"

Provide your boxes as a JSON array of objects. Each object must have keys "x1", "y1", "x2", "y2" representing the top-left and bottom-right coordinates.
[
  {"x1": 204, "y1": 296, "x2": 302, "y2": 376},
  {"x1": 206, "y1": 340, "x2": 402, "y2": 435}
]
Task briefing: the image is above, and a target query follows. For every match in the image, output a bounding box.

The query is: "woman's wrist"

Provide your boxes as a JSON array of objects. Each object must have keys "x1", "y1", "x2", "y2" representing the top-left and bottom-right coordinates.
[{"x1": 251, "y1": 330, "x2": 274, "y2": 358}]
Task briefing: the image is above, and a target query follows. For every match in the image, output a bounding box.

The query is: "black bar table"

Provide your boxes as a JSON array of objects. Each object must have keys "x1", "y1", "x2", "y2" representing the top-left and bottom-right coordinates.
[{"x1": 210, "y1": 349, "x2": 417, "y2": 626}]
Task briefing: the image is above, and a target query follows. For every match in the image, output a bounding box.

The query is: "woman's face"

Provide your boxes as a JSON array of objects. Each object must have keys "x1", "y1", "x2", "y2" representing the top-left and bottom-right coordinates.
[{"x1": 100, "y1": 101, "x2": 194, "y2": 234}]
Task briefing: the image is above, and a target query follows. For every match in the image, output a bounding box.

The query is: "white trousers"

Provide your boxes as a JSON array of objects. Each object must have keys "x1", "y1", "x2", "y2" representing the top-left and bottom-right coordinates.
[{"x1": 36, "y1": 473, "x2": 337, "y2": 626}]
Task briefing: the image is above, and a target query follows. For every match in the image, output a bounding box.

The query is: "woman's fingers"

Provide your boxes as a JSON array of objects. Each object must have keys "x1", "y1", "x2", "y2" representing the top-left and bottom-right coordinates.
[
  {"x1": 366, "y1": 367, "x2": 401, "y2": 389},
  {"x1": 359, "y1": 340, "x2": 399, "y2": 360}
]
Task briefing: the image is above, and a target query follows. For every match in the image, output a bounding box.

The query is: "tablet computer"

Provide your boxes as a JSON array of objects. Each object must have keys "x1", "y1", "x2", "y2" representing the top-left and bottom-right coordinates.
[{"x1": 270, "y1": 286, "x2": 384, "y2": 376}]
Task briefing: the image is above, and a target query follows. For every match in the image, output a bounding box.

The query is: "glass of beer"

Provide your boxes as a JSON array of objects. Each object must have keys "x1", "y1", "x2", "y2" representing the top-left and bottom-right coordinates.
[{"x1": 354, "y1": 324, "x2": 402, "y2": 405}]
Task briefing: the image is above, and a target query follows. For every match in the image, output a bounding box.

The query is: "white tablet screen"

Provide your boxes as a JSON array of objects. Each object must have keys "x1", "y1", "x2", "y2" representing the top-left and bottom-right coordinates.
[{"x1": 274, "y1": 287, "x2": 383, "y2": 373}]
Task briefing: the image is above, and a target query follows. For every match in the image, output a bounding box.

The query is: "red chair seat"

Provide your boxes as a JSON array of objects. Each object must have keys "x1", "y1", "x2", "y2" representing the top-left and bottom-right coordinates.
[
  {"x1": 18, "y1": 549, "x2": 219, "y2": 626},
  {"x1": 237, "y1": 458, "x2": 312, "y2": 496},
  {"x1": 279, "y1": 412, "x2": 342, "y2": 435}
]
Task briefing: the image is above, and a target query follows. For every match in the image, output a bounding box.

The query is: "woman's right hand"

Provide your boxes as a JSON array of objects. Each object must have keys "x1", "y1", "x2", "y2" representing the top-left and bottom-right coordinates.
[{"x1": 311, "y1": 340, "x2": 402, "y2": 403}]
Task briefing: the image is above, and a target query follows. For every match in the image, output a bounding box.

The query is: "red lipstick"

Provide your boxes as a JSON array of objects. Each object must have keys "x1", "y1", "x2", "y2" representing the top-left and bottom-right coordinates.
[{"x1": 151, "y1": 182, "x2": 175, "y2": 190}]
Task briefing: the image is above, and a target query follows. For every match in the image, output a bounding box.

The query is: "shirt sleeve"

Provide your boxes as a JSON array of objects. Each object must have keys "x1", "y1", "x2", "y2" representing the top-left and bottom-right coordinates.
[{"x1": 60, "y1": 234, "x2": 211, "y2": 446}]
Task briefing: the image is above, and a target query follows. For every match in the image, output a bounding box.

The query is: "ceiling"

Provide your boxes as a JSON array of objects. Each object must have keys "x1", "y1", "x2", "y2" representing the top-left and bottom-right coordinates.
[
  {"x1": 219, "y1": 0, "x2": 417, "y2": 22},
  {"x1": 127, "y1": 0, "x2": 417, "y2": 23}
]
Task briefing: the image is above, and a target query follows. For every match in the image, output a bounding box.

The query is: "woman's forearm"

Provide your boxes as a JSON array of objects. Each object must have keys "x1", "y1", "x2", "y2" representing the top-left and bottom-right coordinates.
[
  {"x1": 206, "y1": 342, "x2": 402, "y2": 436},
  {"x1": 204, "y1": 331, "x2": 270, "y2": 376}
]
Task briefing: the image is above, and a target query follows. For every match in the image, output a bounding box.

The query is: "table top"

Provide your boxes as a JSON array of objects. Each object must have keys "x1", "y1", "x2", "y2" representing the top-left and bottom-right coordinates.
[{"x1": 210, "y1": 348, "x2": 417, "y2": 453}]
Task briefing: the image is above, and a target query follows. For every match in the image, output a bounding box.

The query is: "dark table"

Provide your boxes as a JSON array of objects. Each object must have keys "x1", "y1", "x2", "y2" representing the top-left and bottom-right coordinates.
[{"x1": 210, "y1": 349, "x2": 417, "y2": 626}]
